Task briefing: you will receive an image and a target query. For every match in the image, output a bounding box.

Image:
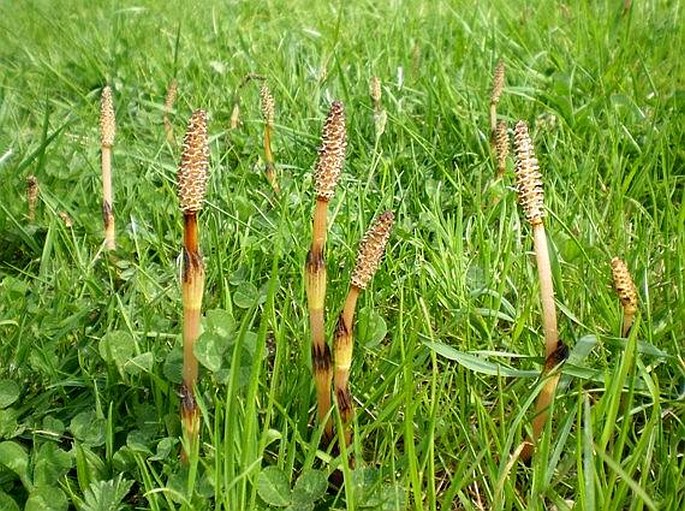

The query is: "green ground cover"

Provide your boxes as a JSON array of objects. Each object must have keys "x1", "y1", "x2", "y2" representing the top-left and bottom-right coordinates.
[{"x1": 0, "y1": 1, "x2": 683, "y2": 509}]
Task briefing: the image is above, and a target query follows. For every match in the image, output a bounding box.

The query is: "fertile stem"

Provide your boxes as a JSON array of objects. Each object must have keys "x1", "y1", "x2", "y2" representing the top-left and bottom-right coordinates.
[
  {"x1": 494, "y1": 120, "x2": 509, "y2": 178},
  {"x1": 611, "y1": 257, "x2": 638, "y2": 337},
  {"x1": 513, "y1": 120, "x2": 563, "y2": 463},
  {"x1": 100, "y1": 86, "x2": 116, "y2": 250},
  {"x1": 306, "y1": 101, "x2": 346, "y2": 443},
  {"x1": 177, "y1": 110, "x2": 209, "y2": 461},
  {"x1": 333, "y1": 211, "x2": 394, "y2": 448}
]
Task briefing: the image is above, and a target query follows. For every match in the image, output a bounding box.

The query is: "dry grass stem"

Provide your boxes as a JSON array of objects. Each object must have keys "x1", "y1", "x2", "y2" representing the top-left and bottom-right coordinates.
[
  {"x1": 177, "y1": 109, "x2": 209, "y2": 460},
  {"x1": 370, "y1": 76, "x2": 387, "y2": 137},
  {"x1": 230, "y1": 102, "x2": 241, "y2": 130},
  {"x1": 163, "y1": 78, "x2": 178, "y2": 143},
  {"x1": 27, "y1": 175, "x2": 38, "y2": 222},
  {"x1": 100, "y1": 85, "x2": 116, "y2": 250},
  {"x1": 489, "y1": 59, "x2": 505, "y2": 133},
  {"x1": 260, "y1": 82, "x2": 279, "y2": 193},
  {"x1": 230, "y1": 73, "x2": 266, "y2": 130},
  {"x1": 370, "y1": 76, "x2": 381, "y2": 111},
  {"x1": 611, "y1": 257, "x2": 639, "y2": 336}
]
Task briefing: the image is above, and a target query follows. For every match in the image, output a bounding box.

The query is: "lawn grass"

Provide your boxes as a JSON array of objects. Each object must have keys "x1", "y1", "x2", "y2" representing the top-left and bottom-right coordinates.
[{"x1": 0, "y1": 1, "x2": 683, "y2": 510}]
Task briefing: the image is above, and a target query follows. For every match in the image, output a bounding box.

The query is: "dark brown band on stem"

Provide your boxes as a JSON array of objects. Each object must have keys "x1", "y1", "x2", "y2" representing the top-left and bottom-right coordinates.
[
  {"x1": 102, "y1": 201, "x2": 113, "y2": 226},
  {"x1": 180, "y1": 382, "x2": 200, "y2": 463},
  {"x1": 544, "y1": 339, "x2": 569, "y2": 372},
  {"x1": 335, "y1": 386, "x2": 353, "y2": 417},
  {"x1": 312, "y1": 342, "x2": 332, "y2": 373},
  {"x1": 306, "y1": 248, "x2": 325, "y2": 272},
  {"x1": 180, "y1": 382, "x2": 197, "y2": 414},
  {"x1": 183, "y1": 248, "x2": 204, "y2": 283},
  {"x1": 183, "y1": 214, "x2": 199, "y2": 253},
  {"x1": 335, "y1": 313, "x2": 350, "y2": 340}
]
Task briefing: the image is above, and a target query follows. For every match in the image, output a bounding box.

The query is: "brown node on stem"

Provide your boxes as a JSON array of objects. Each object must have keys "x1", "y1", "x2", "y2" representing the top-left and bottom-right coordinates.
[
  {"x1": 494, "y1": 120, "x2": 509, "y2": 177},
  {"x1": 178, "y1": 110, "x2": 209, "y2": 213},
  {"x1": 351, "y1": 211, "x2": 395, "y2": 290},
  {"x1": 513, "y1": 121, "x2": 544, "y2": 226},
  {"x1": 180, "y1": 382, "x2": 199, "y2": 419},
  {"x1": 544, "y1": 339, "x2": 569, "y2": 372},
  {"x1": 182, "y1": 235, "x2": 204, "y2": 281},
  {"x1": 179, "y1": 382, "x2": 200, "y2": 461},
  {"x1": 102, "y1": 201, "x2": 113, "y2": 228},
  {"x1": 490, "y1": 59, "x2": 505, "y2": 106},
  {"x1": 519, "y1": 339, "x2": 569, "y2": 464},
  {"x1": 312, "y1": 342, "x2": 332, "y2": 373},
  {"x1": 100, "y1": 85, "x2": 115, "y2": 148},
  {"x1": 314, "y1": 101, "x2": 346, "y2": 200},
  {"x1": 334, "y1": 377, "x2": 354, "y2": 418}
]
